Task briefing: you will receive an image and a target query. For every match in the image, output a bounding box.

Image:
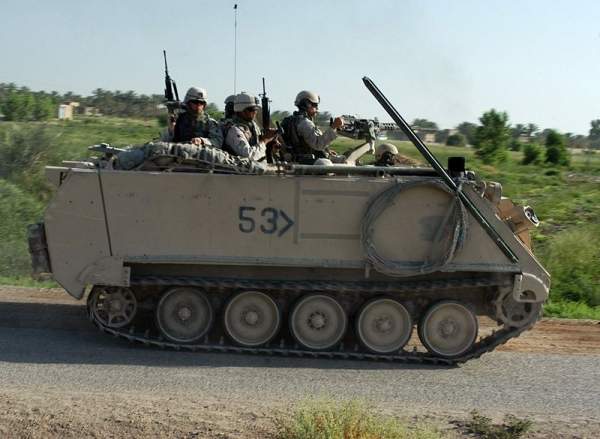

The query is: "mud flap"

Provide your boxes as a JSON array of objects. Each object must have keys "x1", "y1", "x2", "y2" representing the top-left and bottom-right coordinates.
[{"x1": 27, "y1": 222, "x2": 52, "y2": 276}]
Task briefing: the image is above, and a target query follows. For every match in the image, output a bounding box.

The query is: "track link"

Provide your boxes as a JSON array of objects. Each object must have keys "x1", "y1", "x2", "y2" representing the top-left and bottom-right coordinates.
[{"x1": 88, "y1": 275, "x2": 537, "y2": 365}]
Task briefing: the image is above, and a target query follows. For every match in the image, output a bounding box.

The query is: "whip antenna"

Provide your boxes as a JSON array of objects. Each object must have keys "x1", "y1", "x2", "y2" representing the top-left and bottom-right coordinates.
[{"x1": 233, "y1": 4, "x2": 238, "y2": 94}]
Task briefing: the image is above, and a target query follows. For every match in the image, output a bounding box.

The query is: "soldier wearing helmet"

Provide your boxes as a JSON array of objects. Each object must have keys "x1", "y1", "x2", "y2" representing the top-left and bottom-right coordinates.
[
  {"x1": 172, "y1": 87, "x2": 223, "y2": 147},
  {"x1": 222, "y1": 92, "x2": 277, "y2": 161},
  {"x1": 223, "y1": 95, "x2": 235, "y2": 120},
  {"x1": 374, "y1": 142, "x2": 399, "y2": 166},
  {"x1": 280, "y1": 90, "x2": 344, "y2": 162}
]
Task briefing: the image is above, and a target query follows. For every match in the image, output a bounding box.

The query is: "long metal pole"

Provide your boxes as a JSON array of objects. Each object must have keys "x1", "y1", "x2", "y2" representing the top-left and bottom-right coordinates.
[
  {"x1": 362, "y1": 76, "x2": 518, "y2": 263},
  {"x1": 233, "y1": 4, "x2": 238, "y2": 95}
]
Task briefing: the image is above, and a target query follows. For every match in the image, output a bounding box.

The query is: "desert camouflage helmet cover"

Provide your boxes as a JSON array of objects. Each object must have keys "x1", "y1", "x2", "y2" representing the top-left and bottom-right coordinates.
[
  {"x1": 375, "y1": 143, "x2": 398, "y2": 160},
  {"x1": 233, "y1": 92, "x2": 260, "y2": 112},
  {"x1": 294, "y1": 90, "x2": 320, "y2": 107},
  {"x1": 184, "y1": 87, "x2": 208, "y2": 104}
]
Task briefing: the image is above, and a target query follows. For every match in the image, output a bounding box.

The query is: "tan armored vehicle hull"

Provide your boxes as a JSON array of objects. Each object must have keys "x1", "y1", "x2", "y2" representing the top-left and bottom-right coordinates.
[{"x1": 29, "y1": 78, "x2": 549, "y2": 363}]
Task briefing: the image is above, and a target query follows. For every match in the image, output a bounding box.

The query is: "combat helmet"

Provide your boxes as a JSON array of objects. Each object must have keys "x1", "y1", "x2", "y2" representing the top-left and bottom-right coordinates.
[
  {"x1": 184, "y1": 87, "x2": 208, "y2": 104},
  {"x1": 233, "y1": 92, "x2": 260, "y2": 112},
  {"x1": 294, "y1": 90, "x2": 320, "y2": 109},
  {"x1": 375, "y1": 143, "x2": 398, "y2": 160},
  {"x1": 224, "y1": 94, "x2": 235, "y2": 119}
]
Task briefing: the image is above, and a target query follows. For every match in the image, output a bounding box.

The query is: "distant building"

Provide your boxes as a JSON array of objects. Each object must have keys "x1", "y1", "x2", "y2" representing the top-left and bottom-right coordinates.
[
  {"x1": 58, "y1": 101, "x2": 79, "y2": 120},
  {"x1": 83, "y1": 106, "x2": 100, "y2": 116},
  {"x1": 413, "y1": 127, "x2": 437, "y2": 144}
]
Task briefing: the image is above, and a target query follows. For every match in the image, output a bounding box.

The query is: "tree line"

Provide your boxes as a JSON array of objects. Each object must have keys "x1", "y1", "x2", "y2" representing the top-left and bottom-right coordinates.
[
  {"x1": 1, "y1": 83, "x2": 599, "y2": 161},
  {"x1": 0, "y1": 83, "x2": 166, "y2": 121}
]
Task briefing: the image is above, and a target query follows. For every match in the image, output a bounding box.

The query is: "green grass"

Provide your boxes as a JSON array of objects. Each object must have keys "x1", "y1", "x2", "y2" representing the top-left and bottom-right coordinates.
[
  {"x1": 275, "y1": 399, "x2": 442, "y2": 439},
  {"x1": 544, "y1": 301, "x2": 600, "y2": 320},
  {"x1": 0, "y1": 275, "x2": 57, "y2": 288},
  {"x1": 1, "y1": 121, "x2": 599, "y2": 319},
  {"x1": 0, "y1": 117, "x2": 161, "y2": 161}
]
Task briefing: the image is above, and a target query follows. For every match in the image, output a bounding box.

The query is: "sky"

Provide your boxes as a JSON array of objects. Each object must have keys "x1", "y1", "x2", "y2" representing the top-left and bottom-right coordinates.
[{"x1": 1, "y1": 0, "x2": 599, "y2": 135}]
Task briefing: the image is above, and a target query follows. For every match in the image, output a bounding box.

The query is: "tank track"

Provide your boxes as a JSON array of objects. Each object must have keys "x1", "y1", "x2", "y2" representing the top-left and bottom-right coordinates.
[{"x1": 87, "y1": 275, "x2": 536, "y2": 365}]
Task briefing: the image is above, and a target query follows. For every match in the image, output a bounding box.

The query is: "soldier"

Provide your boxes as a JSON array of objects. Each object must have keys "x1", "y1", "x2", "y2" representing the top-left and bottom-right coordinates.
[
  {"x1": 223, "y1": 92, "x2": 277, "y2": 161},
  {"x1": 374, "y1": 143, "x2": 398, "y2": 166},
  {"x1": 223, "y1": 94, "x2": 235, "y2": 120},
  {"x1": 281, "y1": 91, "x2": 344, "y2": 162},
  {"x1": 172, "y1": 87, "x2": 223, "y2": 147}
]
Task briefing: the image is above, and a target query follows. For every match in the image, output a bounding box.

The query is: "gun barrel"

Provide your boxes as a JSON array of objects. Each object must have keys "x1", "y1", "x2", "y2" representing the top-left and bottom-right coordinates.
[{"x1": 261, "y1": 77, "x2": 270, "y2": 129}]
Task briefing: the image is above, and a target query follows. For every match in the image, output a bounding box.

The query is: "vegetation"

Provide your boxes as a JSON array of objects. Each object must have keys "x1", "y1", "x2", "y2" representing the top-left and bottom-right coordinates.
[
  {"x1": 275, "y1": 399, "x2": 441, "y2": 439},
  {"x1": 445, "y1": 133, "x2": 466, "y2": 147},
  {"x1": 462, "y1": 410, "x2": 532, "y2": 439},
  {"x1": 521, "y1": 143, "x2": 542, "y2": 165},
  {"x1": 473, "y1": 109, "x2": 510, "y2": 164},
  {"x1": 544, "y1": 129, "x2": 570, "y2": 166},
  {"x1": 0, "y1": 91, "x2": 599, "y2": 319}
]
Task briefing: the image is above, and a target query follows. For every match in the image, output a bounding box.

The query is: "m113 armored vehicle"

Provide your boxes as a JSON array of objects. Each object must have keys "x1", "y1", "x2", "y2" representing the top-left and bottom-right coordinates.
[{"x1": 28, "y1": 78, "x2": 549, "y2": 364}]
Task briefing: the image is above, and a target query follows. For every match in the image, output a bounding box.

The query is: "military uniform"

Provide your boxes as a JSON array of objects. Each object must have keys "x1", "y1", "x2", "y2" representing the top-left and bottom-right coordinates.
[
  {"x1": 282, "y1": 111, "x2": 338, "y2": 160},
  {"x1": 224, "y1": 116, "x2": 266, "y2": 161},
  {"x1": 172, "y1": 111, "x2": 223, "y2": 147}
]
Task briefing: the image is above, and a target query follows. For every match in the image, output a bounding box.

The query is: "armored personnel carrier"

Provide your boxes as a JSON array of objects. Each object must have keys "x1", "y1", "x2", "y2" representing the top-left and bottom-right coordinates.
[{"x1": 28, "y1": 78, "x2": 549, "y2": 364}]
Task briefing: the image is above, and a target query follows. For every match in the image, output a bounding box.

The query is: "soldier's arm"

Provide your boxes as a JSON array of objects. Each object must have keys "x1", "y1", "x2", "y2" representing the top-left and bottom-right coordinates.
[
  {"x1": 226, "y1": 126, "x2": 266, "y2": 161},
  {"x1": 296, "y1": 118, "x2": 337, "y2": 151}
]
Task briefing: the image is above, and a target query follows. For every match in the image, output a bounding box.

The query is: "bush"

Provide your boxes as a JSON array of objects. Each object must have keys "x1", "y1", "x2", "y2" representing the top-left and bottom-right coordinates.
[
  {"x1": 0, "y1": 180, "x2": 43, "y2": 276},
  {"x1": 521, "y1": 143, "x2": 542, "y2": 165},
  {"x1": 463, "y1": 410, "x2": 532, "y2": 439},
  {"x1": 508, "y1": 139, "x2": 522, "y2": 151},
  {"x1": 545, "y1": 129, "x2": 570, "y2": 166},
  {"x1": 446, "y1": 133, "x2": 466, "y2": 147},
  {"x1": 538, "y1": 225, "x2": 600, "y2": 307},
  {"x1": 473, "y1": 110, "x2": 510, "y2": 164},
  {"x1": 0, "y1": 125, "x2": 58, "y2": 201},
  {"x1": 276, "y1": 399, "x2": 441, "y2": 439},
  {"x1": 156, "y1": 113, "x2": 169, "y2": 127}
]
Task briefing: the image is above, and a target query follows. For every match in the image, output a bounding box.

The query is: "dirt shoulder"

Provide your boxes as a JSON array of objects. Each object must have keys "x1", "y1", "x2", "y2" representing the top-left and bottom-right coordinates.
[{"x1": 1, "y1": 390, "x2": 599, "y2": 439}]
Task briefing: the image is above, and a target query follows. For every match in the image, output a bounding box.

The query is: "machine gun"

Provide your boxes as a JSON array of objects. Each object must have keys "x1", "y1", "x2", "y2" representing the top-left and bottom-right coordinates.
[
  {"x1": 335, "y1": 115, "x2": 399, "y2": 142},
  {"x1": 331, "y1": 115, "x2": 400, "y2": 164},
  {"x1": 163, "y1": 50, "x2": 183, "y2": 125}
]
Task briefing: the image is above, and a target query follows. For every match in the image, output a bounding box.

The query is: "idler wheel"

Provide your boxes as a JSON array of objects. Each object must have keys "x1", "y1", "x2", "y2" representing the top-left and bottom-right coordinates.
[
  {"x1": 290, "y1": 294, "x2": 347, "y2": 350},
  {"x1": 89, "y1": 286, "x2": 137, "y2": 329},
  {"x1": 156, "y1": 287, "x2": 213, "y2": 343},
  {"x1": 418, "y1": 301, "x2": 478, "y2": 358},
  {"x1": 496, "y1": 290, "x2": 542, "y2": 328},
  {"x1": 357, "y1": 298, "x2": 412, "y2": 354},
  {"x1": 224, "y1": 291, "x2": 280, "y2": 347}
]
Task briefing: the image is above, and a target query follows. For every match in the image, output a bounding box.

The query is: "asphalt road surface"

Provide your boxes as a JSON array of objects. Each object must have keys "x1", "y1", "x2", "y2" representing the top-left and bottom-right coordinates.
[{"x1": 1, "y1": 287, "x2": 599, "y2": 437}]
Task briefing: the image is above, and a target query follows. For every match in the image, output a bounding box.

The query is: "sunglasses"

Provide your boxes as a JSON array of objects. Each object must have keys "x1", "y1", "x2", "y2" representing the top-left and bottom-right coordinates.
[{"x1": 189, "y1": 100, "x2": 206, "y2": 105}]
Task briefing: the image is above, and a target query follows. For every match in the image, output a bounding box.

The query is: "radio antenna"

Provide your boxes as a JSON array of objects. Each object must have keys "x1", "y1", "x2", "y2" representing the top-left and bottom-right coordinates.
[{"x1": 233, "y1": 3, "x2": 238, "y2": 94}]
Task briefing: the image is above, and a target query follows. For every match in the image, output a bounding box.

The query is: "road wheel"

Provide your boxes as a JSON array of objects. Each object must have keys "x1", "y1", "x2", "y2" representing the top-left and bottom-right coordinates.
[
  {"x1": 418, "y1": 301, "x2": 478, "y2": 358},
  {"x1": 156, "y1": 287, "x2": 213, "y2": 343},
  {"x1": 357, "y1": 298, "x2": 412, "y2": 353},
  {"x1": 224, "y1": 291, "x2": 280, "y2": 346},
  {"x1": 290, "y1": 294, "x2": 347, "y2": 350},
  {"x1": 89, "y1": 286, "x2": 137, "y2": 329}
]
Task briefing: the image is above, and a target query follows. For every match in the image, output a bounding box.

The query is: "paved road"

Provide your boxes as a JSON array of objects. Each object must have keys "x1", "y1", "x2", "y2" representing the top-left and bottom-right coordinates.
[{"x1": 1, "y1": 296, "x2": 599, "y2": 421}]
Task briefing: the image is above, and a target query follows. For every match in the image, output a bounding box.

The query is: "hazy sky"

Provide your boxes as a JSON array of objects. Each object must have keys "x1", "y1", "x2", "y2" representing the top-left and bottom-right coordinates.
[{"x1": 2, "y1": 0, "x2": 599, "y2": 134}]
